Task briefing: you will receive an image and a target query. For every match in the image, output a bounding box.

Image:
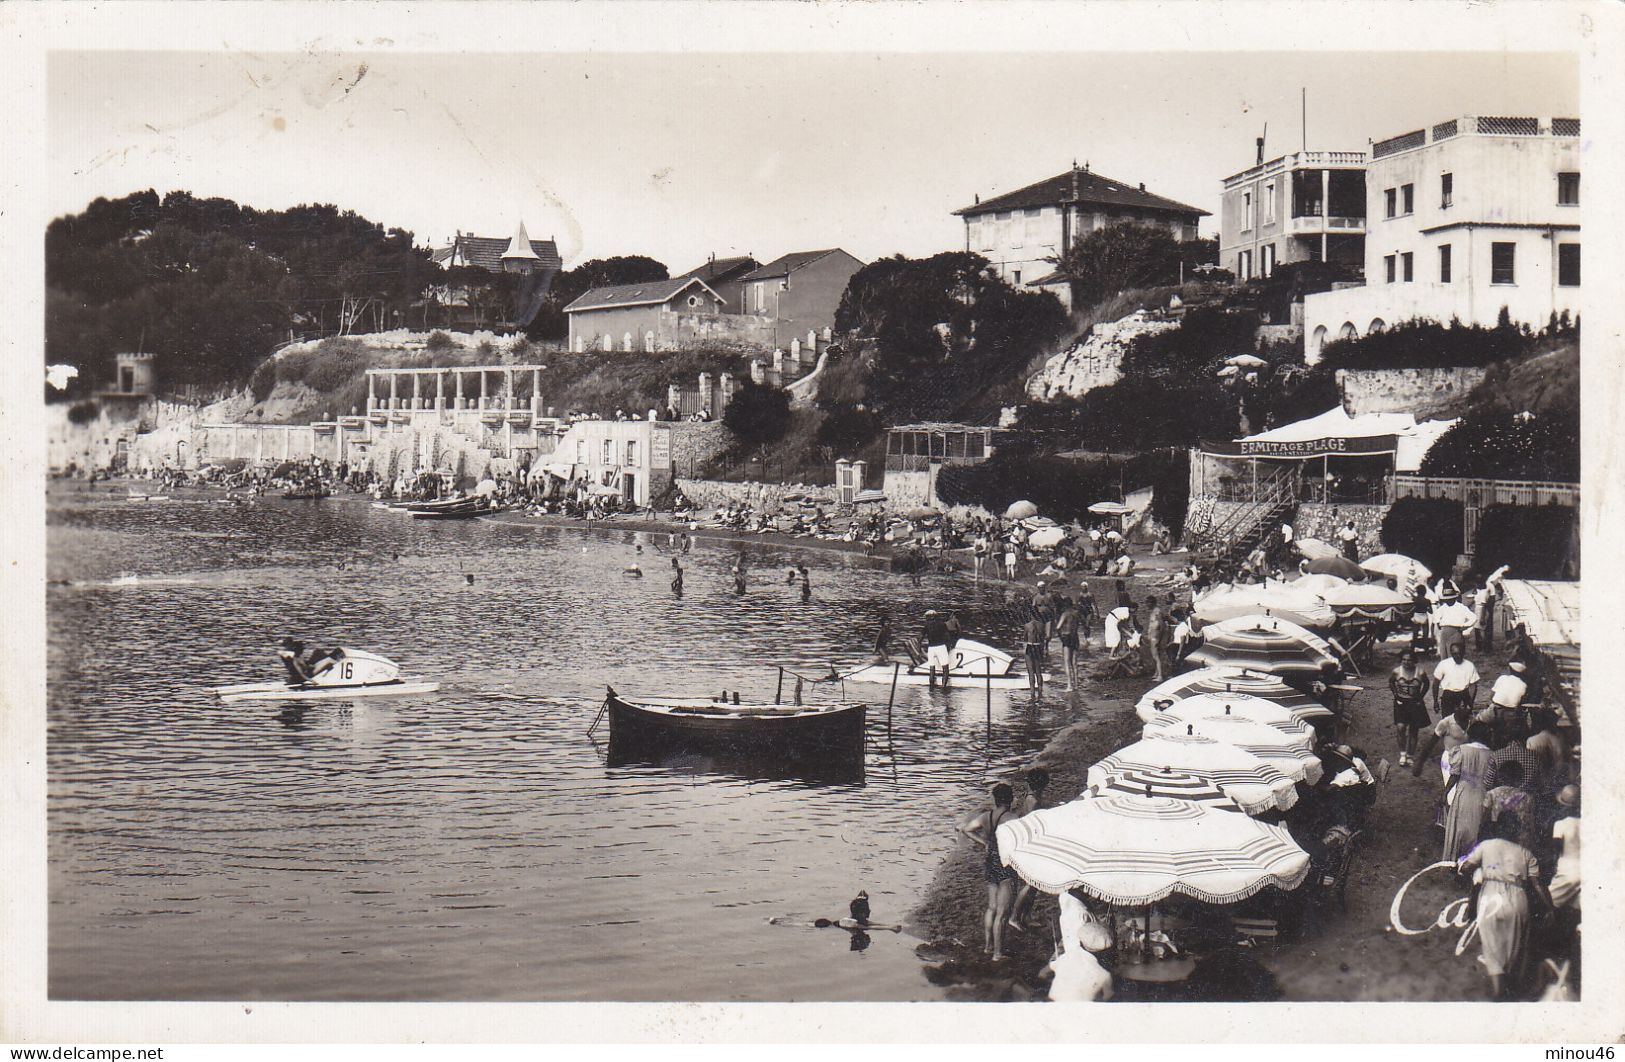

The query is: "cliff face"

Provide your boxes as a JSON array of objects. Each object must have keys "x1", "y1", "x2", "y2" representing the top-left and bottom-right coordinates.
[{"x1": 1024, "y1": 312, "x2": 1179, "y2": 401}]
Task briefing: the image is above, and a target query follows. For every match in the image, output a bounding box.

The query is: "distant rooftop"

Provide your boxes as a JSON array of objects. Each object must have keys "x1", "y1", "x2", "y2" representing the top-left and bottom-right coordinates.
[
  {"x1": 956, "y1": 165, "x2": 1209, "y2": 219},
  {"x1": 677, "y1": 255, "x2": 760, "y2": 284},
  {"x1": 563, "y1": 276, "x2": 722, "y2": 314},
  {"x1": 433, "y1": 230, "x2": 563, "y2": 273},
  {"x1": 1370, "y1": 115, "x2": 1580, "y2": 160},
  {"x1": 740, "y1": 249, "x2": 854, "y2": 282}
]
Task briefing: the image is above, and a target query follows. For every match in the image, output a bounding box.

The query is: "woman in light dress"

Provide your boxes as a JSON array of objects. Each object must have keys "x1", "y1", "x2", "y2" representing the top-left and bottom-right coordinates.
[
  {"x1": 1441, "y1": 722, "x2": 1495, "y2": 861},
  {"x1": 1548, "y1": 785, "x2": 1580, "y2": 910},
  {"x1": 1458, "y1": 817, "x2": 1554, "y2": 998}
]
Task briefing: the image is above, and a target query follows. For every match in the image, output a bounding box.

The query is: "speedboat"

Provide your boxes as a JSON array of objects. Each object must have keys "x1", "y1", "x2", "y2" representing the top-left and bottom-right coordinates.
[
  {"x1": 844, "y1": 637, "x2": 1037, "y2": 688},
  {"x1": 211, "y1": 649, "x2": 440, "y2": 703}
]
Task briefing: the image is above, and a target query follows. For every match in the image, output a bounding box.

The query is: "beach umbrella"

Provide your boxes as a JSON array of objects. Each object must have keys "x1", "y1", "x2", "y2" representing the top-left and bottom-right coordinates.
[
  {"x1": 1020, "y1": 516, "x2": 1059, "y2": 529},
  {"x1": 1361, "y1": 553, "x2": 1432, "y2": 584},
  {"x1": 1192, "y1": 584, "x2": 1337, "y2": 630},
  {"x1": 1216, "y1": 364, "x2": 1241, "y2": 379},
  {"x1": 1185, "y1": 620, "x2": 1338, "y2": 676},
  {"x1": 1088, "y1": 735, "x2": 1300, "y2": 815},
  {"x1": 1226, "y1": 353, "x2": 1269, "y2": 369},
  {"x1": 1135, "y1": 670, "x2": 1332, "y2": 722},
  {"x1": 1293, "y1": 537, "x2": 1340, "y2": 562},
  {"x1": 1322, "y1": 582, "x2": 1414, "y2": 621},
  {"x1": 1208, "y1": 613, "x2": 1337, "y2": 655},
  {"x1": 1004, "y1": 500, "x2": 1039, "y2": 520},
  {"x1": 996, "y1": 794, "x2": 1310, "y2": 904},
  {"x1": 1088, "y1": 501, "x2": 1133, "y2": 516},
  {"x1": 1305, "y1": 555, "x2": 1368, "y2": 581},
  {"x1": 1028, "y1": 526, "x2": 1067, "y2": 550},
  {"x1": 1291, "y1": 572, "x2": 1349, "y2": 596},
  {"x1": 1143, "y1": 717, "x2": 1323, "y2": 784},
  {"x1": 1134, "y1": 691, "x2": 1323, "y2": 740}
]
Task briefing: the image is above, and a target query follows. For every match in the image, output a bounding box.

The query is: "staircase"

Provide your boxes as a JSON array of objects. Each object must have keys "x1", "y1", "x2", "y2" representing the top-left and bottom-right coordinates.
[{"x1": 1189, "y1": 469, "x2": 1298, "y2": 569}]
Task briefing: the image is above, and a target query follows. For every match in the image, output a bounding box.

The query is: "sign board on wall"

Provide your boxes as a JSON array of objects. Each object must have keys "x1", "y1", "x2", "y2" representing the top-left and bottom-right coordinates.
[
  {"x1": 1200, "y1": 435, "x2": 1399, "y2": 458},
  {"x1": 650, "y1": 427, "x2": 671, "y2": 470}
]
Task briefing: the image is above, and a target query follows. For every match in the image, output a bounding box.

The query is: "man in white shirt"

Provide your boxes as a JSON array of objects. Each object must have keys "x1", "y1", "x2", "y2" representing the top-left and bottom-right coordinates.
[
  {"x1": 1336, "y1": 520, "x2": 1359, "y2": 560},
  {"x1": 1475, "y1": 660, "x2": 1530, "y2": 745},
  {"x1": 1431, "y1": 641, "x2": 1481, "y2": 714}
]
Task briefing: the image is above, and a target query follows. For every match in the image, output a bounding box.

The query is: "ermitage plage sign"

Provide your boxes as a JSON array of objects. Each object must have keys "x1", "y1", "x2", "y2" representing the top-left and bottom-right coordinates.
[
  {"x1": 1388, "y1": 860, "x2": 1478, "y2": 955},
  {"x1": 1200, "y1": 435, "x2": 1399, "y2": 459}
]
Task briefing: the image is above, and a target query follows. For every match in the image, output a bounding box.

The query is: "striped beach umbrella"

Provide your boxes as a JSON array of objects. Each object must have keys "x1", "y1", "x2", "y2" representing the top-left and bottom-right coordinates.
[
  {"x1": 1144, "y1": 716, "x2": 1324, "y2": 785},
  {"x1": 1186, "y1": 618, "x2": 1340, "y2": 675},
  {"x1": 1088, "y1": 734, "x2": 1300, "y2": 815},
  {"x1": 1134, "y1": 691, "x2": 1326, "y2": 737},
  {"x1": 996, "y1": 794, "x2": 1311, "y2": 903},
  {"x1": 1135, "y1": 669, "x2": 1332, "y2": 721}
]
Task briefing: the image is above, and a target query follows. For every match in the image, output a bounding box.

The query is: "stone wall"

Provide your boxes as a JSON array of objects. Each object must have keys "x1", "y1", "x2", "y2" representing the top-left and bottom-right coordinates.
[
  {"x1": 666, "y1": 421, "x2": 733, "y2": 477},
  {"x1": 1336, "y1": 367, "x2": 1489, "y2": 419},
  {"x1": 674, "y1": 477, "x2": 835, "y2": 513},
  {"x1": 880, "y1": 468, "x2": 932, "y2": 509},
  {"x1": 1293, "y1": 502, "x2": 1389, "y2": 560},
  {"x1": 662, "y1": 312, "x2": 777, "y2": 351}
]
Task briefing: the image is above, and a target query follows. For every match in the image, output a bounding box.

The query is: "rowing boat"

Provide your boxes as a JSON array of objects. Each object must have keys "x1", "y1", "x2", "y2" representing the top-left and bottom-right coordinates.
[
  {"x1": 212, "y1": 649, "x2": 440, "y2": 703},
  {"x1": 603, "y1": 690, "x2": 865, "y2": 759}
]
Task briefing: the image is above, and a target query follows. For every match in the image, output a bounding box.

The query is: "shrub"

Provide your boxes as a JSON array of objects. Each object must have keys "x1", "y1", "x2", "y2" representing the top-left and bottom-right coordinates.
[
  {"x1": 1380, "y1": 497, "x2": 1464, "y2": 576},
  {"x1": 814, "y1": 403, "x2": 883, "y2": 456},
  {"x1": 248, "y1": 359, "x2": 278, "y2": 402},
  {"x1": 1419, "y1": 410, "x2": 1579, "y2": 481},
  {"x1": 66, "y1": 400, "x2": 100, "y2": 425},
  {"x1": 1472, "y1": 504, "x2": 1578, "y2": 580},
  {"x1": 425, "y1": 330, "x2": 458, "y2": 353},
  {"x1": 721, "y1": 380, "x2": 791, "y2": 447},
  {"x1": 1319, "y1": 318, "x2": 1531, "y2": 371}
]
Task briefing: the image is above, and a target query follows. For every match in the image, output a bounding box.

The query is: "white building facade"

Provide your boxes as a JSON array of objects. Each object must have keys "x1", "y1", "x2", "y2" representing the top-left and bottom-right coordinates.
[
  {"x1": 1219, "y1": 149, "x2": 1368, "y2": 281},
  {"x1": 1303, "y1": 115, "x2": 1581, "y2": 362}
]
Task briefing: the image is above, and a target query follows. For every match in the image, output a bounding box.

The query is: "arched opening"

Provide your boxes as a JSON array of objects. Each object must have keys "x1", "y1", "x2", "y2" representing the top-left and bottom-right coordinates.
[
  {"x1": 600, "y1": 334, "x2": 613, "y2": 352},
  {"x1": 622, "y1": 332, "x2": 633, "y2": 352},
  {"x1": 643, "y1": 331, "x2": 655, "y2": 353},
  {"x1": 1368, "y1": 318, "x2": 1387, "y2": 335},
  {"x1": 1311, "y1": 325, "x2": 1328, "y2": 355},
  {"x1": 1339, "y1": 321, "x2": 1358, "y2": 341}
]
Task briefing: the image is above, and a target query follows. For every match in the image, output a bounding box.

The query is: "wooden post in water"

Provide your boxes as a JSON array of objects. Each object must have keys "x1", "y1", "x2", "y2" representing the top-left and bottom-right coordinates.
[
  {"x1": 986, "y1": 668, "x2": 993, "y2": 745},
  {"x1": 775, "y1": 666, "x2": 784, "y2": 705},
  {"x1": 887, "y1": 662, "x2": 900, "y2": 734}
]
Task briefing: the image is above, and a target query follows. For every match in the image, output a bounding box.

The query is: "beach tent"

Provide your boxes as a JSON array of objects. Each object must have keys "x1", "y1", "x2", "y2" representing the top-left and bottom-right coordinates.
[
  {"x1": 996, "y1": 794, "x2": 1310, "y2": 904},
  {"x1": 1240, "y1": 407, "x2": 1418, "y2": 447}
]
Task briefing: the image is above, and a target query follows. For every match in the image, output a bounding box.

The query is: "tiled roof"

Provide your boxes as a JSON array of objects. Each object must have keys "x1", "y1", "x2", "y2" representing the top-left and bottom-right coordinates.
[
  {"x1": 563, "y1": 276, "x2": 722, "y2": 314},
  {"x1": 740, "y1": 249, "x2": 847, "y2": 282},
  {"x1": 955, "y1": 167, "x2": 1209, "y2": 219},
  {"x1": 432, "y1": 234, "x2": 564, "y2": 273},
  {"x1": 677, "y1": 256, "x2": 760, "y2": 283}
]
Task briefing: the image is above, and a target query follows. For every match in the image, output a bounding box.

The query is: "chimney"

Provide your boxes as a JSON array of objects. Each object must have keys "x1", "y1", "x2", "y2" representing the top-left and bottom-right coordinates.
[
  {"x1": 1256, "y1": 137, "x2": 1265, "y2": 165},
  {"x1": 974, "y1": 193, "x2": 979, "y2": 205},
  {"x1": 1139, "y1": 182, "x2": 1145, "y2": 192}
]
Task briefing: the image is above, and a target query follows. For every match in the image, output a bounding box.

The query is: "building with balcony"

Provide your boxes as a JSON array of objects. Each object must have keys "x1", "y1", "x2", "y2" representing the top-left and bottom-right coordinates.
[
  {"x1": 881, "y1": 422, "x2": 1007, "y2": 509},
  {"x1": 1303, "y1": 115, "x2": 1581, "y2": 361},
  {"x1": 954, "y1": 164, "x2": 1208, "y2": 310},
  {"x1": 1219, "y1": 148, "x2": 1367, "y2": 281}
]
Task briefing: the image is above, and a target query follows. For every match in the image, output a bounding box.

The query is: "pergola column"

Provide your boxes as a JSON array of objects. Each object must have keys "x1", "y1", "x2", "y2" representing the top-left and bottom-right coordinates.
[
  {"x1": 436, "y1": 371, "x2": 445, "y2": 411},
  {"x1": 479, "y1": 371, "x2": 489, "y2": 409},
  {"x1": 505, "y1": 369, "x2": 515, "y2": 410},
  {"x1": 455, "y1": 371, "x2": 465, "y2": 409},
  {"x1": 366, "y1": 373, "x2": 376, "y2": 413},
  {"x1": 388, "y1": 373, "x2": 399, "y2": 410},
  {"x1": 412, "y1": 372, "x2": 422, "y2": 410},
  {"x1": 531, "y1": 368, "x2": 541, "y2": 413}
]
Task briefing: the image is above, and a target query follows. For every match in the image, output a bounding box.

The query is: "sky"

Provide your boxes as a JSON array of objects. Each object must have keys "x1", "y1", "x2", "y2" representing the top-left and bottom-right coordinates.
[{"x1": 49, "y1": 49, "x2": 1577, "y2": 272}]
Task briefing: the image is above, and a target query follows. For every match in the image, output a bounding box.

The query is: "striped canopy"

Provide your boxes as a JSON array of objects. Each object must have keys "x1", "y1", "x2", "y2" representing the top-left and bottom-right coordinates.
[
  {"x1": 1135, "y1": 669, "x2": 1332, "y2": 721},
  {"x1": 996, "y1": 794, "x2": 1311, "y2": 904},
  {"x1": 1322, "y1": 582, "x2": 1415, "y2": 621},
  {"x1": 1186, "y1": 618, "x2": 1340, "y2": 675},
  {"x1": 1144, "y1": 716, "x2": 1324, "y2": 785},
  {"x1": 1135, "y1": 691, "x2": 1327, "y2": 735},
  {"x1": 1193, "y1": 584, "x2": 1337, "y2": 630},
  {"x1": 1089, "y1": 734, "x2": 1300, "y2": 816}
]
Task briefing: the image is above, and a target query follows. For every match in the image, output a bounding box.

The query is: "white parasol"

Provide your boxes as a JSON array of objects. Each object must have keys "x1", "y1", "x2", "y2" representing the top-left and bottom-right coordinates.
[
  {"x1": 1135, "y1": 669, "x2": 1333, "y2": 721},
  {"x1": 1089, "y1": 734, "x2": 1300, "y2": 816},
  {"x1": 1027, "y1": 526, "x2": 1067, "y2": 549},
  {"x1": 1004, "y1": 500, "x2": 1039, "y2": 520},
  {"x1": 1144, "y1": 716, "x2": 1324, "y2": 784},
  {"x1": 1134, "y1": 691, "x2": 1322, "y2": 739},
  {"x1": 1192, "y1": 583, "x2": 1337, "y2": 629},
  {"x1": 1294, "y1": 538, "x2": 1341, "y2": 562},
  {"x1": 996, "y1": 794, "x2": 1311, "y2": 904}
]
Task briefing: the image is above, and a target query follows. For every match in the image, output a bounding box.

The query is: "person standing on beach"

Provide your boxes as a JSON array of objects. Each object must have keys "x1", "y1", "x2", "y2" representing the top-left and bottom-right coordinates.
[
  {"x1": 1007, "y1": 767, "x2": 1054, "y2": 933},
  {"x1": 960, "y1": 782, "x2": 1019, "y2": 964},
  {"x1": 972, "y1": 533, "x2": 989, "y2": 581},
  {"x1": 909, "y1": 544, "x2": 925, "y2": 588},
  {"x1": 1054, "y1": 598, "x2": 1081, "y2": 692},
  {"x1": 1143, "y1": 595, "x2": 1168, "y2": 682},
  {"x1": 1389, "y1": 650, "x2": 1430, "y2": 767},
  {"x1": 1023, "y1": 611, "x2": 1048, "y2": 698}
]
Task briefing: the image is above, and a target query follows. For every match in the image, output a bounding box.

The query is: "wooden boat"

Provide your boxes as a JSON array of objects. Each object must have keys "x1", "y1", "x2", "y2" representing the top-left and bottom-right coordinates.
[
  {"x1": 390, "y1": 495, "x2": 474, "y2": 513},
  {"x1": 602, "y1": 689, "x2": 866, "y2": 760},
  {"x1": 410, "y1": 501, "x2": 509, "y2": 520}
]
